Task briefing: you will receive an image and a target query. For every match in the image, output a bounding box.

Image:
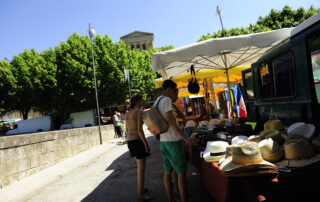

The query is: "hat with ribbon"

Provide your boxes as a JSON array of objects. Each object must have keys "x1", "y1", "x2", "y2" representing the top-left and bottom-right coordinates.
[
  {"x1": 202, "y1": 141, "x2": 229, "y2": 162},
  {"x1": 287, "y1": 122, "x2": 315, "y2": 140},
  {"x1": 258, "y1": 138, "x2": 284, "y2": 162},
  {"x1": 220, "y1": 142, "x2": 277, "y2": 173},
  {"x1": 284, "y1": 138, "x2": 314, "y2": 160}
]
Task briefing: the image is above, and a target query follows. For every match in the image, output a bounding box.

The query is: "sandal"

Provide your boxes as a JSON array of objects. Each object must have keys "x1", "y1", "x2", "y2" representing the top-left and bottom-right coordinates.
[
  {"x1": 144, "y1": 187, "x2": 148, "y2": 193},
  {"x1": 138, "y1": 194, "x2": 154, "y2": 202}
]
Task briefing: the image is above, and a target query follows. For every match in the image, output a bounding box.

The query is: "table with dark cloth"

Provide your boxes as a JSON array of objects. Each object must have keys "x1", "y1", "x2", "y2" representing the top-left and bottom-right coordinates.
[{"x1": 187, "y1": 142, "x2": 320, "y2": 202}]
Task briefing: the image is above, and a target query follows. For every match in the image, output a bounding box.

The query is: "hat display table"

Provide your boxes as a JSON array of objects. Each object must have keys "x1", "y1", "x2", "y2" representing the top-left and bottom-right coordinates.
[{"x1": 187, "y1": 142, "x2": 320, "y2": 202}]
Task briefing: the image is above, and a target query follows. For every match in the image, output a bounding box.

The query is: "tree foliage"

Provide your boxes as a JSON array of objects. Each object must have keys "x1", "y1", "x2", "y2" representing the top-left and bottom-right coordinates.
[
  {"x1": 198, "y1": 5, "x2": 320, "y2": 42},
  {"x1": 0, "y1": 32, "x2": 157, "y2": 125}
]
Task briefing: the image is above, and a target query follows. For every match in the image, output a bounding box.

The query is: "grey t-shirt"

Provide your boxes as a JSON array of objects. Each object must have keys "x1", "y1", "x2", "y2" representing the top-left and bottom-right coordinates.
[{"x1": 154, "y1": 96, "x2": 183, "y2": 142}]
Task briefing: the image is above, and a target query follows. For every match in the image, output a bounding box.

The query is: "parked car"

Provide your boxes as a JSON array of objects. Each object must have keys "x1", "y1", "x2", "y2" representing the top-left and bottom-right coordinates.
[
  {"x1": 6, "y1": 116, "x2": 52, "y2": 135},
  {"x1": 60, "y1": 109, "x2": 96, "y2": 129}
]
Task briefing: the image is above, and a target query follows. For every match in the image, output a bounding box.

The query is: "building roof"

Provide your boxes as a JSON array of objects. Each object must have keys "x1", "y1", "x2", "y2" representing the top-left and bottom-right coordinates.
[{"x1": 120, "y1": 31, "x2": 154, "y2": 40}]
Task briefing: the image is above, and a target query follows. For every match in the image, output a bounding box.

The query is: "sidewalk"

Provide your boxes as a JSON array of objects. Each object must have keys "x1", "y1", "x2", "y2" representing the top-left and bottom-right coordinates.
[
  {"x1": 0, "y1": 138, "x2": 122, "y2": 202},
  {"x1": 1, "y1": 133, "x2": 215, "y2": 202}
]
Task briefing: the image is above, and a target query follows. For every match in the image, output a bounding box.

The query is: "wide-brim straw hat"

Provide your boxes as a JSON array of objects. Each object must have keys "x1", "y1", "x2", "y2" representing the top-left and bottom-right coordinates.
[
  {"x1": 203, "y1": 141, "x2": 229, "y2": 162},
  {"x1": 220, "y1": 142, "x2": 277, "y2": 172},
  {"x1": 258, "y1": 138, "x2": 284, "y2": 162},
  {"x1": 275, "y1": 154, "x2": 320, "y2": 168},
  {"x1": 284, "y1": 139, "x2": 314, "y2": 160},
  {"x1": 287, "y1": 122, "x2": 315, "y2": 140}
]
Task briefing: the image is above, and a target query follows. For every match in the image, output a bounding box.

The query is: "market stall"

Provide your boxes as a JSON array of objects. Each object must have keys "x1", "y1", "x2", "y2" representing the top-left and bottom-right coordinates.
[
  {"x1": 150, "y1": 27, "x2": 320, "y2": 202},
  {"x1": 152, "y1": 28, "x2": 293, "y2": 120}
]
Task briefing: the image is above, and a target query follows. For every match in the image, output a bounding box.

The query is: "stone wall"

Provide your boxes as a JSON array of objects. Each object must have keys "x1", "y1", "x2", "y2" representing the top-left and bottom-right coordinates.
[{"x1": 0, "y1": 125, "x2": 116, "y2": 188}]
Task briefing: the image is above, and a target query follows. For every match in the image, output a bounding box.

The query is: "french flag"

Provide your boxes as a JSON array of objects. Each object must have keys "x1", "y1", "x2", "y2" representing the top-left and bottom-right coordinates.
[{"x1": 233, "y1": 85, "x2": 247, "y2": 118}]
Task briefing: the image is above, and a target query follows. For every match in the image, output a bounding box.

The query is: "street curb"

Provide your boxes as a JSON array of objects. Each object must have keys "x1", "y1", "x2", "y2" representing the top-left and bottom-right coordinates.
[{"x1": 0, "y1": 139, "x2": 120, "y2": 202}]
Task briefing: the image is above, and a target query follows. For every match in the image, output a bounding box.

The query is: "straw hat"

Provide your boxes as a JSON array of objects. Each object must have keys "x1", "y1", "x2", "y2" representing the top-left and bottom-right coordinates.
[
  {"x1": 284, "y1": 139, "x2": 314, "y2": 160},
  {"x1": 258, "y1": 138, "x2": 284, "y2": 162},
  {"x1": 220, "y1": 142, "x2": 277, "y2": 172},
  {"x1": 259, "y1": 130, "x2": 284, "y2": 145},
  {"x1": 210, "y1": 119, "x2": 222, "y2": 126},
  {"x1": 287, "y1": 122, "x2": 315, "y2": 140},
  {"x1": 263, "y1": 120, "x2": 285, "y2": 131},
  {"x1": 248, "y1": 134, "x2": 265, "y2": 143},
  {"x1": 185, "y1": 120, "x2": 196, "y2": 128},
  {"x1": 202, "y1": 141, "x2": 229, "y2": 162},
  {"x1": 231, "y1": 135, "x2": 248, "y2": 145},
  {"x1": 218, "y1": 145, "x2": 235, "y2": 165}
]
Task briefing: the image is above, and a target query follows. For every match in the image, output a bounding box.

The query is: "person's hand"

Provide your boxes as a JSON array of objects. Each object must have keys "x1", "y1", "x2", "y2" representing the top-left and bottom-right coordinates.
[
  {"x1": 145, "y1": 145, "x2": 150, "y2": 153},
  {"x1": 184, "y1": 136, "x2": 198, "y2": 146}
]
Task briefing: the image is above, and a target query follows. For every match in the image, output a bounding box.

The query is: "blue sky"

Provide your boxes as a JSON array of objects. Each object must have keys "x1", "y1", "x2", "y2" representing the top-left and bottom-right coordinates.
[{"x1": 1, "y1": 0, "x2": 319, "y2": 60}]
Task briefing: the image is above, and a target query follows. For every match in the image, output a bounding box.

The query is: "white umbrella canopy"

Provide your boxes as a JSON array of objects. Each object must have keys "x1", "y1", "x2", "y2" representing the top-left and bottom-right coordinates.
[{"x1": 151, "y1": 28, "x2": 294, "y2": 79}]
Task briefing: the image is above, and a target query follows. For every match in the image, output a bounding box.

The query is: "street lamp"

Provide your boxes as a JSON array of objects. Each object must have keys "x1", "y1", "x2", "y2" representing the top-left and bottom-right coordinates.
[{"x1": 89, "y1": 23, "x2": 102, "y2": 144}]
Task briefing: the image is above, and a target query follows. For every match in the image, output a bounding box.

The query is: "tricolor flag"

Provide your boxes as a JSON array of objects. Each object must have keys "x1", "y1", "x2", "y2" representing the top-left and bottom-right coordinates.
[{"x1": 233, "y1": 85, "x2": 247, "y2": 118}]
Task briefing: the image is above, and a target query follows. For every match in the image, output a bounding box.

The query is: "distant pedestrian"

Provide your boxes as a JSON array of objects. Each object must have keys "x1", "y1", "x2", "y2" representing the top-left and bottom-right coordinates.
[
  {"x1": 125, "y1": 94, "x2": 153, "y2": 201},
  {"x1": 155, "y1": 79, "x2": 197, "y2": 202},
  {"x1": 113, "y1": 111, "x2": 122, "y2": 138}
]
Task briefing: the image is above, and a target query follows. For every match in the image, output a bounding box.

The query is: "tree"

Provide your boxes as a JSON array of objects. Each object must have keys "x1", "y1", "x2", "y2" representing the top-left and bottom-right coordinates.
[
  {"x1": 161, "y1": 45, "x2": 175, "y2": 51},
  {"x1": 10, "y1": 49, "x2": 48, "y2": 119},
  {"x1": 54, "y1": 33, "x2": 94, "y2": 124},
  {"x1": 0, "y1": 60, "x2": 17, "y2": 117},
  {"x1": 198, "y1": 5, "x2": 320, "y2": 42}
]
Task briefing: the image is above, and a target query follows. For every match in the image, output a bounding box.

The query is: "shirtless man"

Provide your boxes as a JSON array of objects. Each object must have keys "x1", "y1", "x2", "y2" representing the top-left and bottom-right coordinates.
[{"x1": 125, "y1": 94, "x2": 152, "y2": 201}]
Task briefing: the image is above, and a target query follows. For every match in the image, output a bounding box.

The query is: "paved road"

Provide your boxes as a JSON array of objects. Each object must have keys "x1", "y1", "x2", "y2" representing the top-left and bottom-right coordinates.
[{"x1": 23, "y1": 133, "x2": 215, "y2": 202}]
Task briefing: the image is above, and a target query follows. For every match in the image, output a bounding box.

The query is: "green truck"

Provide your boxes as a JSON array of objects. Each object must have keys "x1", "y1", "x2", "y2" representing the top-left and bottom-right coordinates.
[{"x1": 242, "y1": 12, "x2": 320, "y2": 129}]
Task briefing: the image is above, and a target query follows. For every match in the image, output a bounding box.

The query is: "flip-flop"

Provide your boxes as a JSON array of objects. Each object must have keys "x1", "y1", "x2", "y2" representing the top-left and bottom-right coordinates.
[{"x1": 138, "y1": 194, "x2": 154, "y2": 202}]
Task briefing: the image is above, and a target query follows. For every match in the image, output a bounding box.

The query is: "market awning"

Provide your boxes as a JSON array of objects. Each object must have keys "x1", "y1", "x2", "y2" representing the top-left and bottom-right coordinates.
[{"x1": 151, "y1": 28, "x2": 293, "y2": 79}]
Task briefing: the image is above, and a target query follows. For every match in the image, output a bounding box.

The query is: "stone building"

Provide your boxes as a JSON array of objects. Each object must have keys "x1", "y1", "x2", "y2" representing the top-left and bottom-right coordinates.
[{"x1": 120, "y1": 31, "x2": 154, "y2": 51}]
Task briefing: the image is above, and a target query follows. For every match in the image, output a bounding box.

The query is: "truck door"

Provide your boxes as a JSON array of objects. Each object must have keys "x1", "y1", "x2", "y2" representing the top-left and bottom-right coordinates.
[
  {"x1": 241, "y1": 68, "x2": 256, "y2": 122},
  {"x1": 308, "y1": 30, "x2": 320, "y2": 125}
]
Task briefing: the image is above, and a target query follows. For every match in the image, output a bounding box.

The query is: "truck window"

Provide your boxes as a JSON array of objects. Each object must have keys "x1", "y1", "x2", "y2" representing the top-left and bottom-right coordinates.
[
  {"x1": 259, "y1": 63, "x2": 273, "y2": 98},
  {"x1": 309, "y1": 33, "x2": 320, "y2": 103},
  {"x1": 244, "y1": 71, "x2": 254, "y2": 100},
  {"x1": 272, "y1": 52, "x2": 296, "y2": 98}
]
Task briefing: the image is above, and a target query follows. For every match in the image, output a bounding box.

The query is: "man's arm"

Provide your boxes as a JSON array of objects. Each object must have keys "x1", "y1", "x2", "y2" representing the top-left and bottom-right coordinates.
[{"x1": 166, "y1": 110, "x2": 197, "y2": 144}]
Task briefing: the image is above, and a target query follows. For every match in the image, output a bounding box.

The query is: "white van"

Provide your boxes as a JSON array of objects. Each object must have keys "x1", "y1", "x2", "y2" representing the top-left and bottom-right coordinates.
[
  {"x1": 6, "y1": 116, "x2": 52, "y2": 135},
  {"x1": 60, "y1": 110, "x2": 96, "y2": 129}
]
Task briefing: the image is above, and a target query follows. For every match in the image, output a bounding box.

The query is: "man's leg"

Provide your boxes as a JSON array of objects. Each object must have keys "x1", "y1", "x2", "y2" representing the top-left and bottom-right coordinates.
[
  {"x1": 177, "y1": 172, "x2": 187, "y2": 202},
  {"x1": 171, "y1": 170, "x2": 179, "y2": 196},
  {"x1": 164, "y1": 171, "x2": 174, "y2": 202}
]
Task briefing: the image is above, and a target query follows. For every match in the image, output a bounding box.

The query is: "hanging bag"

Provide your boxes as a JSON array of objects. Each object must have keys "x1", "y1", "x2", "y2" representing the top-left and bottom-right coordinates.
[{"x1": 188, "y1": 65, "x2": 200, "y2": 94}]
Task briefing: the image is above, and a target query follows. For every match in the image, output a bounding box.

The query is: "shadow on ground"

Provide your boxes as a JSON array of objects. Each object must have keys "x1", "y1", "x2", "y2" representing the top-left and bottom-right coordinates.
[{"x1": 81, "y1": 136, "x2": 215, "y2": 202}]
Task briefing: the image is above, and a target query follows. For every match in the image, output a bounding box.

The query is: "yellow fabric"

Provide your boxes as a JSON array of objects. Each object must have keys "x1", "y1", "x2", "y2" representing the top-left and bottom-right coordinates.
[
  {"x1": 155, "y1": 67, "x2": 249, "y2": 89},
  {"x1": 156, "y1": 67, "x2": 250, "y2": 100}
]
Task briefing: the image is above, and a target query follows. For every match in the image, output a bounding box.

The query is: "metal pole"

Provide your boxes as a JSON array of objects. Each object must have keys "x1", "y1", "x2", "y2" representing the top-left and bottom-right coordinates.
[
  {"x1": 128, "y1": 79, "x2": 131, "y2": 98},
  {"x1": 89, "y1": 23, "x2": 102, "y2": 144},
  {"x1": 217, "y1": 6, "x2": 232, "y2": 118},
  {"x1": 217, "y1": 6, "x2": 226, "y2": 37}
]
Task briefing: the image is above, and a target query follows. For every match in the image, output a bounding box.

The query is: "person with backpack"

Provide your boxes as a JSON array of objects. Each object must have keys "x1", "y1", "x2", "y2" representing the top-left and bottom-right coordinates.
[
  {"x1": 155, "y1": 79, "x2": 197, "y2": 202},
  {"x1": 125, "y1": 94, "x2": 153, "y2": 201}
]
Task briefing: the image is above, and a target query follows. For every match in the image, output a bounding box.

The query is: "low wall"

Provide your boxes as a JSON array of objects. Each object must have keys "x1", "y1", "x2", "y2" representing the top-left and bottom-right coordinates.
[{"x1": 0, "y1": 125, "x2": 116, "y2": 188}]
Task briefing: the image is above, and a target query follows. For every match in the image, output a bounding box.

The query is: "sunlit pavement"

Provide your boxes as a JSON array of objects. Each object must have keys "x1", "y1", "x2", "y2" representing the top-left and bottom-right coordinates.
[{"x1": 2, "y1": 129, "x2": 215, "y2": 202}]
